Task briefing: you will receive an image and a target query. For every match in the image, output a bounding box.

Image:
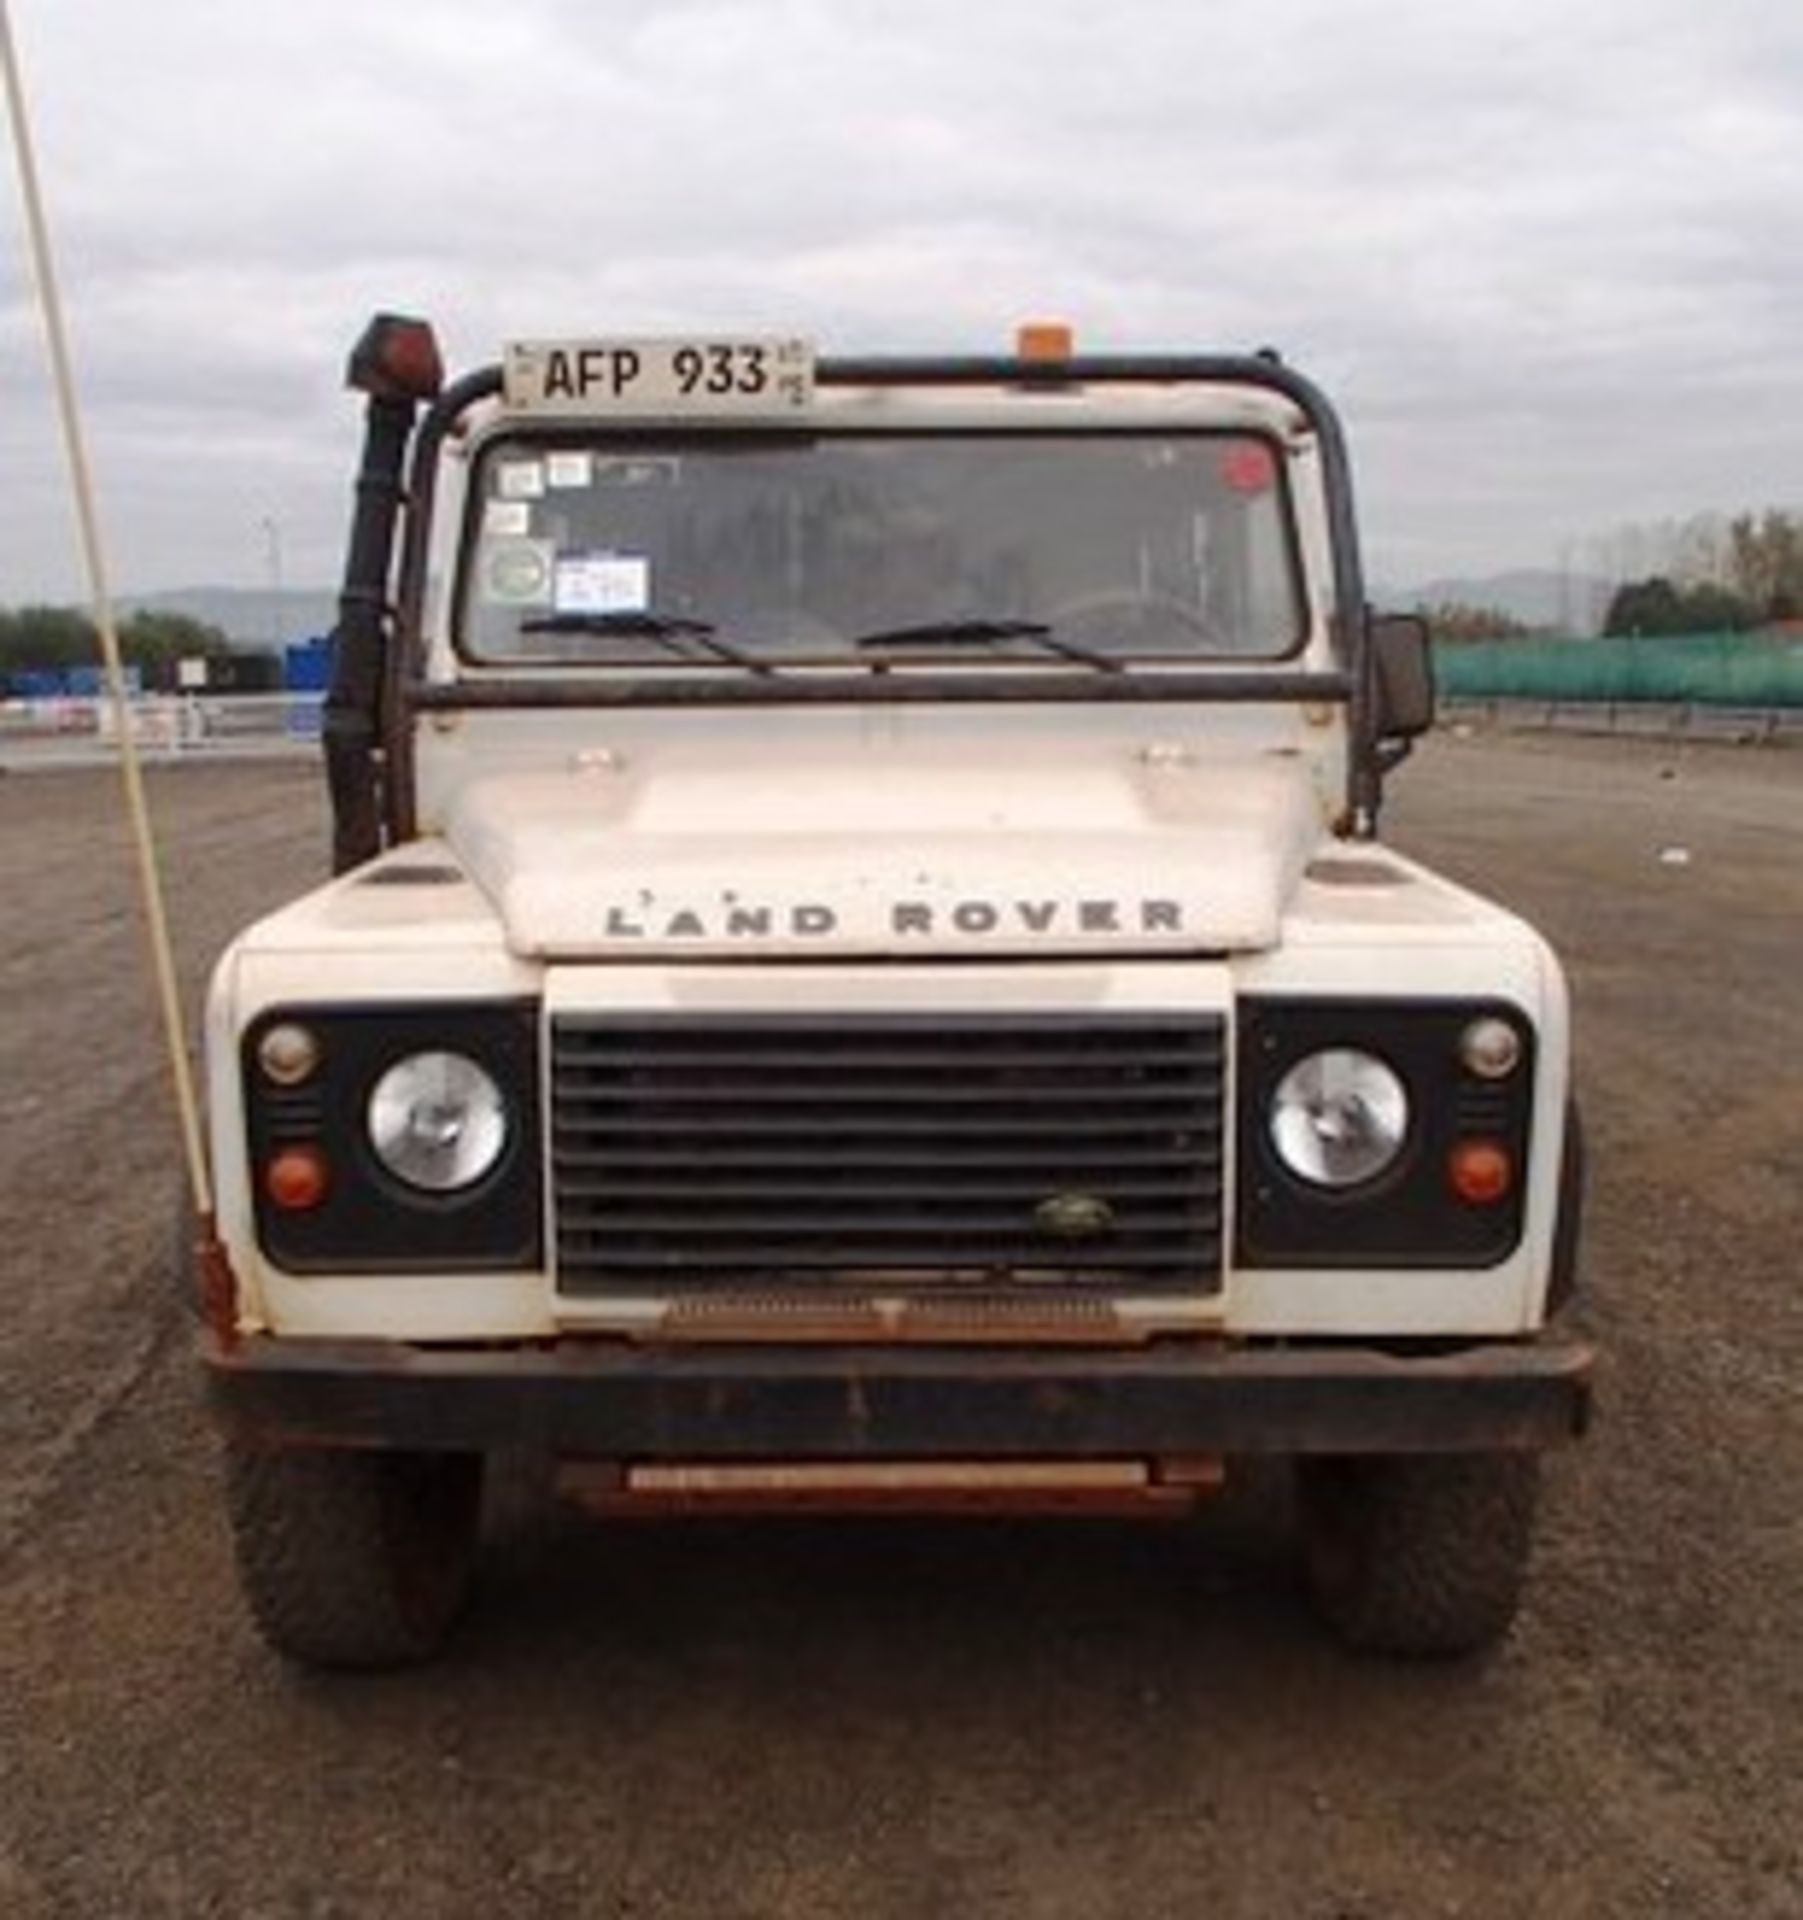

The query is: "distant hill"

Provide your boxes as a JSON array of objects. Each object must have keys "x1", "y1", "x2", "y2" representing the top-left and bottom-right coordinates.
[
  {"x1": 1380, "y1": 569, "x2": 1612, "y2": 636},
  {"x1": 128, "y1": 571, "x2": 1615, "y2": 647},
  {"x1": 121, "y1": 586, "x2": 337, "y2": 651}
]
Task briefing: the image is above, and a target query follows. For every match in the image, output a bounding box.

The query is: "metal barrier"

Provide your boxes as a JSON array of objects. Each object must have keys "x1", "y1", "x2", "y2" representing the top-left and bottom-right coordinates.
[
  {"x1": 0, "y1": 691, "x2": 322, "y2": 769},
  {"x1": 1439, "y1": 696, "x2": 1802, "y2": 745}
]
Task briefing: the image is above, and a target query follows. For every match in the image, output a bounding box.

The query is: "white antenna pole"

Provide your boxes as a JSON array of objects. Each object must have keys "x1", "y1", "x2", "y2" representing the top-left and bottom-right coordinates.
[{"x1": 1, "y1": 0, "x2": 213, "y2": 1218}]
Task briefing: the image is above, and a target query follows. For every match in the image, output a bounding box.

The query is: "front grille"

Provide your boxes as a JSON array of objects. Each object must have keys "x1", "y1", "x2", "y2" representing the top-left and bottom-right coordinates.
[{"x1": 551, "y1": 1015, "x2": 1225, "y2": 1295}]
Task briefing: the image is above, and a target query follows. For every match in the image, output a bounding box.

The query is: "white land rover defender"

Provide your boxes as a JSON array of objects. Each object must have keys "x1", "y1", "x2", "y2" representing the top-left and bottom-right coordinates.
[{"x1": 195, "y1": 317, "x2": 1590, "y2": 1668}]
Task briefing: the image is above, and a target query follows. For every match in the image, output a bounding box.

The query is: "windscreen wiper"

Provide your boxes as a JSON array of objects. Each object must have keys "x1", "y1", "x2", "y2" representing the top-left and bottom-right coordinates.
[
  {"x1": 851, "y1": 618, "x2": 1122, "y2": 674},
  {"x1": 519, "y1": 610, "x2": 774, "y2": 675}
]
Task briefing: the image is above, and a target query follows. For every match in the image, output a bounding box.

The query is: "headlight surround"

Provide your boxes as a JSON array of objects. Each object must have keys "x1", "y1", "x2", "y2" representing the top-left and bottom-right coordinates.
[
  {"x1": 1236, "y1": 997, "x2": 1536, "y2": 1271},
  {"x1": 243, "y1": 1001, "x2": 542, "y2": 1274},
  {"x1": 1269, "y1": 1047, "x2": 1410, "y2": 1189},
  {"x1": 367, "y1": 1050, "x2": 509, "y2": 1193}
]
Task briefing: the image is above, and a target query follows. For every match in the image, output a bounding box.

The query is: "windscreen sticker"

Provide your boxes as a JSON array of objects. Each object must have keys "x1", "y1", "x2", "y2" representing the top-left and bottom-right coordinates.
[
  {"x1": 496, "y1": 459, "x2": 546, "y2": 500},
  {"x1": 595, "y1": 456, "x2": 681, "y2": 488},
  {"x1": 1218, "y1": 442, "x2": 1277, "y2": 494},
  {"x1": 545, "y1": 450, "x2": 594, "y2": 490},
  {"x1": 479, "y1": 538, "x2": 555, "y2": 606},
  {"x1": 482, "y1": 499, "x2": 532, "y2": 536},
  {"x1": 554, "y1": 552, "x2": 651, "y2": 615}
]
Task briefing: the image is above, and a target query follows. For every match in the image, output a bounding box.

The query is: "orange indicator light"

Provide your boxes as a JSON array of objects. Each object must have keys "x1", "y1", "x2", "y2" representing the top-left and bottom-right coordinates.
[
  {"x1": 1016, "y1": 320, "x2": 1074, "y2": 362},
  {"x1": 1448, "y1": 1140, "x2": 1513, "y2": 1206},
  {"x1": 265, "y1": 1145, "x2": 330, "y2": 1212}
]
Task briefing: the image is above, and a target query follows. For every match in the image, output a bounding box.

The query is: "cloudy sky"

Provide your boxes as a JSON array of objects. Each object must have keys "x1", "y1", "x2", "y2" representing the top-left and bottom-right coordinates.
[{"x1": 3, "y1": 0, "x2": 1800, "y2": 603}]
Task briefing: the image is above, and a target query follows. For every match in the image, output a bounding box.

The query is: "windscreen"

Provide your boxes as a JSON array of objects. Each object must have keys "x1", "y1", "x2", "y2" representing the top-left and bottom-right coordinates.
[{"x1": 460, "y1": 432, "x2": 1305, "y2": 668}]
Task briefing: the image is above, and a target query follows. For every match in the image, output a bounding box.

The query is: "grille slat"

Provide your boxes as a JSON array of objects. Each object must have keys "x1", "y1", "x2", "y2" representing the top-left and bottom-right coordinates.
[
  {"x1": 552, "y1": 1014, "x2": 1225, "y2": 1296},
  {"x1": 561, "y1": 1208, "x2": 1220, "y2": 1238},
  {"x1": 551, "y1": 1111, "x2": 1221, "y2": 1141},
  {"x1": 554, "y1": 1038, "x2": 1225, "y2": 1068},
  {"x1": 555, "y1": 1143, "x2": 1207, "y2": 1172},
  {"x1": 555, "y1": 1051, "x2": 1224, "y2": 1077},
  {"x1": 557, "y1": 1176, "x2": 1221, "y2": 1203},
  {"x1": 559, "y1": 1247, "x2": 1211, "y2": 1274},
  {"x1": 554, "y1": 1083, "x2": 1214, "y2": 1110}
]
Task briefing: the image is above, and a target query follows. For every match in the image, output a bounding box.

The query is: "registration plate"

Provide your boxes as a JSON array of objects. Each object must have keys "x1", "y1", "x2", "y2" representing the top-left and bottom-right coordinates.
[{"x1": 503, "y1": 337, "x2": 815, "y2": 416}]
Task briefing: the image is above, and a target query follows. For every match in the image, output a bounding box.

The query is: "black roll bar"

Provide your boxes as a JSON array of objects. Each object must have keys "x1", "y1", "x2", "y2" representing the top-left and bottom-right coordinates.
[{"x1": 410, "y1": 669, "x2": 1354, "y2": 712}]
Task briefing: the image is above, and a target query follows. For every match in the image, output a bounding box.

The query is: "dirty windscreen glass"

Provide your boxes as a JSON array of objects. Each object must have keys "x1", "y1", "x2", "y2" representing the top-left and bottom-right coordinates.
[{"x1": 460, "y1": 433, "x2": 1305, "y2": 667}]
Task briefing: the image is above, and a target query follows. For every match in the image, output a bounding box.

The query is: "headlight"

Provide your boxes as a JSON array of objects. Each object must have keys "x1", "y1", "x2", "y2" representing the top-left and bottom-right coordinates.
[
  {"x1": 1269, "y1": 1048, "x2": 1409, "y2": 1189},
  {"x1": 367, "y1": 1050, "x2": 508, "y2": 1193}
]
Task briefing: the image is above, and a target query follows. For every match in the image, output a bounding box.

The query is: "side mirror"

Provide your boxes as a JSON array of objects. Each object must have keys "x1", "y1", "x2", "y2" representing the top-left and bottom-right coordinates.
[{"x1": 1369, "y1": 612, "x2": 1436, "y2": 742}]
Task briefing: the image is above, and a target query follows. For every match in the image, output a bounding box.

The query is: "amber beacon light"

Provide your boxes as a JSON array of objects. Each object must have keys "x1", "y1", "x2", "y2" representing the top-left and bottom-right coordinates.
[
  {"x1": 1016, "y1": 320, "x2": 1074, "y2": 362},
  {"x1": 346, "y1": 312, "x2": 444, "y2": 401}
]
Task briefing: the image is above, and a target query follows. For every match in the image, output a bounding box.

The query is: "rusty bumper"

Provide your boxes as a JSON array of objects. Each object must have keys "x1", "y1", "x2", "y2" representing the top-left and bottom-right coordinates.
[{"x1": 204, "y1": 1334, "x2": 1593, "y2": 1458}]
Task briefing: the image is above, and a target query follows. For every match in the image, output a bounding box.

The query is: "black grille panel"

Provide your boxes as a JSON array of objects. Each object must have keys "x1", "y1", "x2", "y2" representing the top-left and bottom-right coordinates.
[{"x1": 551, "y1": 1015, "x2": 1225, "y2": 1294}]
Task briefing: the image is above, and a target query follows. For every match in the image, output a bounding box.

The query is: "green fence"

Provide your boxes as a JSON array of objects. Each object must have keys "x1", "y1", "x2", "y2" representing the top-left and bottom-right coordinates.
[{"x1": 1434, "y1": 632, "x2": 1803, "y2": 707}]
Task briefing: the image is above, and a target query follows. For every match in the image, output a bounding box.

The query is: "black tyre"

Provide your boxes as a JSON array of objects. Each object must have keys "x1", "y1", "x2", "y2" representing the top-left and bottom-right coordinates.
[
  {"x1": 1298, "y1": 1451, "x2": 1540, "y2": 1657},
  {"x1": 224, "y1": 1444, "x2": 483, "y2": 1670}
]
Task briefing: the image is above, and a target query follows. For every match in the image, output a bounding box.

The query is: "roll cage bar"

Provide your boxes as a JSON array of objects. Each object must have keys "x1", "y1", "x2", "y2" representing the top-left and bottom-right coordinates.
[{"x1": 324, "y1": 336, "x2": 1380, "y2": 871}]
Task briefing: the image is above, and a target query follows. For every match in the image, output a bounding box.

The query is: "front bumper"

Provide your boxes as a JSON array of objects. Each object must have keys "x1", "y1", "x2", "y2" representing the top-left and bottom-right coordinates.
[{"x1": 204, "y1": 1334, "x2": 1593, "y2": 1458}]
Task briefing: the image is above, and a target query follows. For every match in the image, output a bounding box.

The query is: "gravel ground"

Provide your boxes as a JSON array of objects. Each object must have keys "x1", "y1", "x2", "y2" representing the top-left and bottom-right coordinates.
[{"x1": 0, "y1": 732, "x2": 1798, "y2": 1918}]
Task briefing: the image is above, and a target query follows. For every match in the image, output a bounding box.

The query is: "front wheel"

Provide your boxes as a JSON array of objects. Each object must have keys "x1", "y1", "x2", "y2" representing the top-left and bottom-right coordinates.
[
  {"x1": 1297, "y1": 1451, "x2": 1540, "y2": 1657},
  {"x1": 223, "y1": 1444, "x2": 483, "y2": 1670}
]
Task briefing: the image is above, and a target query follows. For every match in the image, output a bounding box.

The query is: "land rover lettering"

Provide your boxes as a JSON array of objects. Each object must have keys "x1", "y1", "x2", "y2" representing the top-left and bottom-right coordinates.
[{"x1": 577, "y1": 897, "x2": 1192, "y2": 942}]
